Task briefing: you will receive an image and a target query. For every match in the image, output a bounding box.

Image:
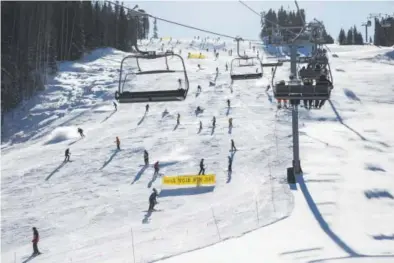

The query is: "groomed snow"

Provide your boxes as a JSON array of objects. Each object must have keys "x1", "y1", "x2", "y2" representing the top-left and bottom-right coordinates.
[{"x1": 1, "y1": 39, "x2": 394, "y2": 263}]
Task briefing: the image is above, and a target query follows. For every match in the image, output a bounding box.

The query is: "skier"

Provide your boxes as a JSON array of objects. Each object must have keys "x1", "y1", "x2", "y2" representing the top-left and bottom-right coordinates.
[
  {"x1": 144, "y1": 150, "x2": 149, "y2": 166},
  {"x1": 197, "y1": 85, "x2": 202, "y2": 93},
  {"x1": 145, "y1": 104, "x2": 149, "y2": 113},
  {"x1": 176, "y1": 113, "x2": 180, "y2": 125},
  {"x1": 227, "y1": 99, "x2": 231, "y2": 108},
  {"x1": 212, "y1": 116, "x2": 216, "y2": 127},
  {"x1": 196, "y1": 106, "x2": 202, "y2": 115},
  {"x1": 153, "y1": 161, "x2": 160, "y2": 176},
  {"x1": 230, "y1": 139, "x2": 237, "y2": 152},
  {"x1": 115, "y1": 136, "x2": 120, "y2": 150},
  {"x1": 64, "y1": 148, "x2": 70, "y2": 162},
  {"x1": 266, "y1": 85, "x2": 271, "y2": 91},
  {"x1": 148, "y1": 188, "x2": 158, "y2": 212},
  {"x1": 198, "y1": 158, "x2": 205, "y2": 175},
  {"x1": 199, "y1": 120, "x2": 202, "y2": 130},
  {"x1": 178, "y1": 78, "x2": 182, "y2": 88},
  {"x1": 225, "y1": 63, "x2": 228, "y2": 71},
  {"x1": 77, "y1": 127, "x2": 85, "y2": 138},
  {"x1": 228, "y1": 156, "x2": 232, "y2": 172},
  {"x1": 113, "y1": 101, "x2": 117, "y2": 111},
  {"x1": 228, "y1": 118, "x2": 233, "y2": 128},
  {"x1": 216, "y1": 67, "x2": 219, "y2": 74},
  {"x1": 32, "y1": 227, "x2": 41, "y2": 256}
]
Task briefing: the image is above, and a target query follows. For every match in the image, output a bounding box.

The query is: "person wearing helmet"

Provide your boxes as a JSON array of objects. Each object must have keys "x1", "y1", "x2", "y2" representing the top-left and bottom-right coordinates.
[{"x1": 148, "y1": 188, "x2": 158, "y2": 212}]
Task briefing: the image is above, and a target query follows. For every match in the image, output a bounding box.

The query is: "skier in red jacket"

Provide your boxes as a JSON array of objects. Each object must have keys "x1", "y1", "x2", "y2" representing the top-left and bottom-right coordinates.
[{"x1": 32, "y1": 227, "x2": 41, "y2": 256}]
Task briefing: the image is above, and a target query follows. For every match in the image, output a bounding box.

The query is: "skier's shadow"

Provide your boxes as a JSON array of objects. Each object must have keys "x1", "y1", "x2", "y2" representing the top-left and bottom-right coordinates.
[
  {"x1": 101, "y1": 110, "x2": 116, "y2": 123},
  {"x1": 21, "y1": 255, "x2": 37, "y2": 263},
  {"x1": 147, "y1": 173, "x2": 158, "y2": 188},
  {"x1": 226, "y1": 107, "x2": 230, "y2": 116},
  {"x1": 138, "y1": 113, "x2": 146, "y2": 126},
  {"x1": 227, "y1": 170, "x2": 232, "y2": 183},
  {"x1": 226, "y1": 152, "x2": 235, "y2": 183},
  {"x1": 142, "y1": 211, "x2": 152, "y2": 224},
  {"x1": 228, "y1": 126, "x2": 233, "y2": 134},
  {"x1": 99, "y1": 149, "x2": 119, "y2": 170},
  {"x1": 45, "y1": 162, "x2": 66, "y2": 181},
  {"x1": 131, "y1": 165, "x2": 148, "y2": 184},
  {"x1": 68, "y1": 137, "x2": 82, "y2": 146},
  {"x1": 211, "y1": 126, "x2": 216, "y2": 135},
  {"x1": 173, "y1": 123, "x2": 179, "y2": 131},
  {"x1": 198, "y1": 126, "x2": 202, "y2": 134},
  {"x1": 196, "y1": 91, "x2": 201, "y2": 97}
]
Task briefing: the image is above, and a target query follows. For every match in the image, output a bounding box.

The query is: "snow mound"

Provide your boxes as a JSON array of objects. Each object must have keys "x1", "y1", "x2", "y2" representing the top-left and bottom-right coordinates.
[{"x1": 44, "y1": 126, "x2": 78, "y2": 145}]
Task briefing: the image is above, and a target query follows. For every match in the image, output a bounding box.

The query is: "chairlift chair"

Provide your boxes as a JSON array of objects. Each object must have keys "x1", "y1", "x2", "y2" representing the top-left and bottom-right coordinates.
[
  {"x1": 116, "y1": 51, "x2": 189, "y2": 103},
  {"x1": 230, "y1": 57, "x2": 263, "y2": 81}
]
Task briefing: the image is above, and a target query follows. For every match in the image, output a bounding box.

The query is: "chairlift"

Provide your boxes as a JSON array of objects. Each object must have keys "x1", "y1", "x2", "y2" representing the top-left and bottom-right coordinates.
[
  {"x1": 271, "y1": 58, "x2": 333, "y2": 104},
  {"x1": 381, "y1": 21, "x2": 391, "y2": 28},
  {"x1": 230, "y1": 57, "x2": 263, "y2": 80},
  {"x1": 116, "y1": 51, "x2": 189, "y2": 103}
]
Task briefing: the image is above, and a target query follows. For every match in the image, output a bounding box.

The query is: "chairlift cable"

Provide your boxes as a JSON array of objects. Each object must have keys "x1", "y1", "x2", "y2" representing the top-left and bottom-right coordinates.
[{"x1": 105, "y1": 0, "x2": 260, "y2": 42}]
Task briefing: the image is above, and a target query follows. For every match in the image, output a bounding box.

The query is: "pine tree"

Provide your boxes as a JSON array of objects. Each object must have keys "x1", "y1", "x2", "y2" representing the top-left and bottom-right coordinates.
[
  {"x1": 338, "y1": 28, "x2": 346, "y2": 45},
  {"x1": 153, "y1": 18, "x2": 158, "y2": 38}
]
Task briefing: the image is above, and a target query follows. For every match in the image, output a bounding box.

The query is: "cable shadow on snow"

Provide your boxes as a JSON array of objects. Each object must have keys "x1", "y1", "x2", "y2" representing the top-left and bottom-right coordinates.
[
  {"x1": 45, "y1": 162, "x2": 66, "y2": 181},
  {"x1": 328, "y1": 100, "x2": 367, "y2": 141},
  {"x1": 297, "y1": 174, "x2": 359, "y2": 257},
  {"x1": 131, "y1": 165, "x2": 148, "y2": 184},
  {"x1": 99, "y1": 149, "x2": 119, "y2": 170}
]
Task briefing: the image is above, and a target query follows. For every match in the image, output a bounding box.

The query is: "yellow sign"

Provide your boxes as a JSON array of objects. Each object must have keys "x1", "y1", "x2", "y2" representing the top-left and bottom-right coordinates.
[
  {"x1": 162, "y1": 174, "x2": 216, "y2": 186},
  {"x1": 187, "y1": 53, "x2": 206, "y2": 59},
  {"x1": 161, "y1": 37, "x2": 171, "y2": 41}
]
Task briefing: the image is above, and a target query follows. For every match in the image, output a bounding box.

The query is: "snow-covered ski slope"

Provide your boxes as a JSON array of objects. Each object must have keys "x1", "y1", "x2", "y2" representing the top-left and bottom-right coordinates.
[{"x1": 1, "y1": 38, "x2": 394, "y2": 263}]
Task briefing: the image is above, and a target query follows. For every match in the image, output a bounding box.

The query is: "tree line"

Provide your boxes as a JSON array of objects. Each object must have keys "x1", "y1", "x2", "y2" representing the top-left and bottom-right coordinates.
[
  {"x1": 260, "y1": 6, "x2": 334, "y2": 44},
  {"x1": 338, "y1": 16, "x2": 394, "y2": 46},
  {"x1": 1, "y1": 1, "x2": 150, "y2": 113},
  {"x1": 337, "y1": 26, "x2": 364, "y2": 45}
]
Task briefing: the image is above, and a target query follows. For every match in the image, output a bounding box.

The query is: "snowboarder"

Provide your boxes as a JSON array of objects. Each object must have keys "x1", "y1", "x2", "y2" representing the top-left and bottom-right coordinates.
[
  {"x1": 144, "y1": 150, "x2": 149, "y2": 166},
  {"x1": 64, "y1": 148, "x2": 70, "y2": 162},
  {"x1": 115, "y1": 136, "x2": 120, "y2": 150},
  {"x1": 228, "y1": 156, "x2": 232, "y2": 172},
  {"x1": 212, "y1": 116, "x2": 216, "y2": 127},
  {"x1": 148, "y1": 188, "x2": 158, "y2": 212},
  {"x1": 176, "y1": 113, "x2": 180, "y2": 125},
  {"x1": 228, "y1": 118, "x2": 233, "y2": 128},
  {"x1": 153, "y1": 161, "x2": 160, "y2": 176},
  {"x1": 198, "y1": 158, "x2": 205, "y2": 175},
  {"x1": 32, "y1": 227, "x2": 41, "y2": 256},
  {"x1": 77, "y1": 128, "x2": 85, "y2": 138},
  {"x1": 145, "y1": 104, "x2": 149, "y2": 113},
  {"x1": 230, "y1": 139, "x2": 237, "y2": 152},
  {"x1": 227, "y1": 99, "x2": 231, "y2": 108},
  {"x1": 113, "y1": 101, "x2": 117, "y2": 111},
  {"x1": 197, "y1": 85, "x2": 202, "y2": 93}
]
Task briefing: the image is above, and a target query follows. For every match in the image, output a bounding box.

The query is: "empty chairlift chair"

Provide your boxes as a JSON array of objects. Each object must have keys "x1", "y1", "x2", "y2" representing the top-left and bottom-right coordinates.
[
  {"x1": 115, "y1": 51, "x2": 189, "y2": 103},
  {"x1": 230, "y1": 57, "x2": 263, "y2": 81}
]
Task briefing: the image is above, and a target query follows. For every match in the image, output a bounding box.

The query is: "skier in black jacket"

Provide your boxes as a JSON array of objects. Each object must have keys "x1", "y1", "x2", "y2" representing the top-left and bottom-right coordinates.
[{"x1": 148, "y1": 188, "x2": 158, "y2": 211}]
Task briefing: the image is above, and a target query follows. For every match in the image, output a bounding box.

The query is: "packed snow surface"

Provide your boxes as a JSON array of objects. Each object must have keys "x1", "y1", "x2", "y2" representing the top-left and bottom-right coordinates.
[{"x1": 2, "y1": 38, "x2": 394, "y2": 263}]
